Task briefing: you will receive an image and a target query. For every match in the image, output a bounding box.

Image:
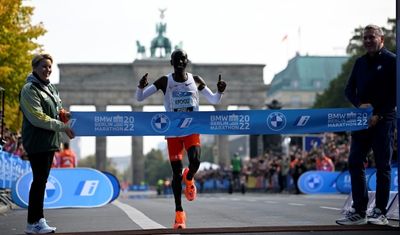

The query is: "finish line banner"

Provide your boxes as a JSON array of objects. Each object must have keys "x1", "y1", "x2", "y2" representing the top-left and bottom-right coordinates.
[{"x1": 71, "y1": 108, "x2": 372, "y2": 136}]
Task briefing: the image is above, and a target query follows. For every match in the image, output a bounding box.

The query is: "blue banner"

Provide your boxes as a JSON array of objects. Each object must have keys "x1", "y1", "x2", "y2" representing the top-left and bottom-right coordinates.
[
  {"x1": 12, "y1": 168, "x2": 114, "y2": 209},
  {"x1": 101, "y1": 171, "x2": 120, "y2": 202},
  {"x1": 335, "y1": 168, "x2": 376, "y2": 194},
  {"x1": 298, "y1": 171, "x2": 340, "y2": 194},
  {"x1": 304, "y1": 136, "x2": 323, "y2": 152},
  {"x1": 0, "y1": 150, "x2": 31, "y2": 189},
  {"x1": 368, "y1": 167, "x2": 398, "y2": 192},
  {"x1": 71, "y1": 108, "x2": 372, "y2": 136}
]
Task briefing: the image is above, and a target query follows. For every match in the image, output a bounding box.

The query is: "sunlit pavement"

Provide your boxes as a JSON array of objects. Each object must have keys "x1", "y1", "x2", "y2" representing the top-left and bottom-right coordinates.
[{"x1": 1, "y1": 191, "x2": 398, "y2": 235}]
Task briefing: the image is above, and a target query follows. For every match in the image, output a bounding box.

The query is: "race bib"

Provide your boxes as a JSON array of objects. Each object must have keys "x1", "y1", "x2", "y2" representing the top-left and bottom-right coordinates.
[{"x1": 171, "y1": 91, "x2": 195, "y2": 111}]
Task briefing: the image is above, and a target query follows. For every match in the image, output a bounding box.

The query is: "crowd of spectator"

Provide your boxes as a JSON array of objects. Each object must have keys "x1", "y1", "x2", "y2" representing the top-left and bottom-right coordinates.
[
  {"x1": 1, "y1": 126, "x2": 77, "y2": 168},
  {"x1": 2, "y1": 128, "x2": 396, "y2": 194},
  {"x1": 0, "y1": 127, "x2": 27, "y2": 160},
  {"x1": 195, "y1": 133, "x2": 354, "y2": 194}
]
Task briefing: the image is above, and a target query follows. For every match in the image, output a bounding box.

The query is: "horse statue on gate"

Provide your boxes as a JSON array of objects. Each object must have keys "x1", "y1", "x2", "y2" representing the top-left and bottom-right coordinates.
[
  {"x1": 150, "y1": 22, "x2": 172, "y2": 58},
  {"x1": 136, "y1": 40, "x2": 146, "y2": 58},
  {"x1": 150, "y1": 9, "x2": 172, "y2": 58}
]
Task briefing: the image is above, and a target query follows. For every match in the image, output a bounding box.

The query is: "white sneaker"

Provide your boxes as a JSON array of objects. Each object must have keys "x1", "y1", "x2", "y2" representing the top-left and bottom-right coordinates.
[
  {"x1": 368, "y1": 208, "x2": 389, "y2": 225},
  {"x1": 336, "y1": 208, "x2": 367, "y2": 225},
  {"x1": 25, "y1": 218, "x2": 56, "y2": 234}
]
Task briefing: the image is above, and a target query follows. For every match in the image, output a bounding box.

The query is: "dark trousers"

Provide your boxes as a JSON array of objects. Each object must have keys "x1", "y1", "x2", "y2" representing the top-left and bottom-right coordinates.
[
  {"x1": 27, "y1": 151, "x2": 55, "y2": 224},
  {"x1": 278, "y1": 174, "x2": 287, "y2": 192},
  {"x1": 348, "y1": 119, "x2": 395, "y2": 216}
]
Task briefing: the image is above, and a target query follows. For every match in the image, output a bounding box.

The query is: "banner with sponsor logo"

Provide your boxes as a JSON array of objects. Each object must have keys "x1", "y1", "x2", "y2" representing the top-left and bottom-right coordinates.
[
  {"x1": 298, "y1": 171, "x2": 340, "y2": 194},
  {"x1": 335, "y1": 168, "x2": 376, "y2": 194},
  {"x1": 368, "y1": 167, "x2": 398, "y2": 192},
  {"x1": 0, "y1": 150, "x2": 30, "y2": 189},
  {"x1": 12, "y1": 168, "x2": 114, "y2": 209},
  {"x1": 101, "y1": 171, "x2": 120, "y2": 202},
  {"x1": 70, "y1": 108, "x2": 372, "y2": 136}
]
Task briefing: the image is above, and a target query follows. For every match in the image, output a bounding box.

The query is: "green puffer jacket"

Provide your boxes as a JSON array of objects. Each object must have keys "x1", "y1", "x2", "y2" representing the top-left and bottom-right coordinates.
[{"x1": 20, "y1": 73, "x2": 68, "y2": 154}]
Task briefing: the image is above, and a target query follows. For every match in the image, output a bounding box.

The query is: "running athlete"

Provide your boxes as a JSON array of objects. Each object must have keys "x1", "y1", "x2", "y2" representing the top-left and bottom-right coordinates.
[{"x1": 135, "y1": 49, "x2": 226, "y2": 229}]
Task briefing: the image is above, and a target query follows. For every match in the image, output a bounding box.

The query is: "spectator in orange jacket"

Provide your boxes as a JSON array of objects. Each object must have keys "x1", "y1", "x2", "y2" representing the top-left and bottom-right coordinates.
[
  {"x1": 58, "y1": 142, "x2": 76, "y2": 168},
  {"x1": 316, "y1": 155, "x2": 335, "y2": 172}
]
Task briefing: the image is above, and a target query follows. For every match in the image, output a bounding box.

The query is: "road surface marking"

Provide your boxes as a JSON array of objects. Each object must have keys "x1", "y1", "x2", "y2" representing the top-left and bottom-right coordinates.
[
  {"x1": 288, "y1": 203, "x2": 305, "y2": 206},
  {"x1": 264, "y1": 201, "x2": 278, "y2": 204},
  {"x1": 320, "y1": 206, "x2": 341, "y2": 211},
  {"x1": 245, "y1": 199, "x2": 257, "y2": 202},
  {"x1": 113, "y1": 200, "x2": 166, "y2": 229}
]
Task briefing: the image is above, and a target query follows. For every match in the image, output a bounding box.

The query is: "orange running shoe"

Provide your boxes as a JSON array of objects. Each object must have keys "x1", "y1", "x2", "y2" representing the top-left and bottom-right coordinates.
[
  {"x1": 173, "y1": 211, "x2": 186, "y2": 229},
  {"x1": 182, "y1": 168, "x2": 197, "y2": 201}
]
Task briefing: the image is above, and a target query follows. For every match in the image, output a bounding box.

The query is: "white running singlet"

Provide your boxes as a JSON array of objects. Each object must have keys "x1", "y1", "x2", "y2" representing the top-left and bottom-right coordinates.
[{"x1": 164, "y1": 73, "x2": 199, "y2": 112}]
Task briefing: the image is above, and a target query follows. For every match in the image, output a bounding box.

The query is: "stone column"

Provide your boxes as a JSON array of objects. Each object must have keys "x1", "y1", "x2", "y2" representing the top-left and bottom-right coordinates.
[
  {"x1": 95, "y1": 105, "x2": 107, "y2": 171},
  {"x1": 214, "y1": 105, "x2": 229, "y2": 168},
  {"x1": 131, "y1": 105, "x2": 144, "y2": 185}
]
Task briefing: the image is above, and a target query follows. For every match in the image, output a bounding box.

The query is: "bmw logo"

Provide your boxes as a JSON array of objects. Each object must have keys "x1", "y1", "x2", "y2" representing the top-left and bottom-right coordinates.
[
  {"x1": 266, "y1": 112, "x2": 287, "y2": 131},
  {"x1": 305, "y1": 174, "x2": 323, "y2": 191},
  {"x1": 43, "y1": 175, "x2": 63, "y2": 205},
  {"x1": 151, "y1": 113, "x2": 170, "y2": 133},
  {"x1": 16, "y1": 172, "x2": 62, "y2": 207}
]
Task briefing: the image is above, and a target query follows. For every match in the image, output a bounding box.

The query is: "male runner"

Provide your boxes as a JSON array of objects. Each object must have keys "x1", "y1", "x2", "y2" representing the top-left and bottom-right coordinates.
[{"x1": 135, "y1": 49, "x2": 226, "y2": 229}]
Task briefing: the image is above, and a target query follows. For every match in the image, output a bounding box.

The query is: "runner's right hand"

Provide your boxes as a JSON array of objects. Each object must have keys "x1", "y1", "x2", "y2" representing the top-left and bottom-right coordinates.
[{"x1": 138, "y1": 73, "x2": 149, "y2": 88}]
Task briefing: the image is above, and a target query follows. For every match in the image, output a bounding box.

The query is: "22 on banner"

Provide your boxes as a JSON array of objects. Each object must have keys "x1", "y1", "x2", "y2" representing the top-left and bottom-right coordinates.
[
  {"x1": 70, "y1": 108, "x2": 371, "y2": 136},
  {"x1": 12, "y1": 168, "x2": 114, "y2": 209}
]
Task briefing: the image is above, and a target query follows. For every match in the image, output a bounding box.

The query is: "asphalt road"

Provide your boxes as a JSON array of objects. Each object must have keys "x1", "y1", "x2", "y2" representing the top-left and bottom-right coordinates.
[{"x1": 0, "y1": 191, "x2": 398, "y2": 234}]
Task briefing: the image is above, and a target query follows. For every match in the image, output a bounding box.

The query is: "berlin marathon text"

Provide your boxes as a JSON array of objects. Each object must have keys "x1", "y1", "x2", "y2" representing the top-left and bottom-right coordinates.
[{"x1": 210, "y1": 125, "x2": 240, "y2": 130}]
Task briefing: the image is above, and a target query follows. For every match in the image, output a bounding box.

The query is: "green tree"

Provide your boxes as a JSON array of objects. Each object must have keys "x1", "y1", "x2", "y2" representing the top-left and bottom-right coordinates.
[
  {"x1": 313, "y1": 56, "x2": 357, "y2": 108},
  {"x1": 78, "y1": 155, "x2": 119, "y2": 176},
  {"x1": 144, "y1": 149, "x2": 171, "y2": 186},
  {"x1": 0, "y1": 0, "x2": 46, "y2": 131},
  {"x1": 313, "y1": 19, "x2": 395, "y2": 108},
  {"x1": 199, "y1": 144, "x2": 215, "y2": 163}
]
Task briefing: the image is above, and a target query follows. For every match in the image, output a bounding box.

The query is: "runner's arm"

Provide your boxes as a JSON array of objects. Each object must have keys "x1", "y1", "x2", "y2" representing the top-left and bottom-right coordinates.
[
  {"x1": 136, "y1": 85, "x2": 158, "y2": 101},
  {"x1": 195, "y1": 75, "x2": 225, "y2": 104},
  {"x1": 200, "y1": 86, "x2": 223, "y2": 104},
  {"x1": 136, "y1": 75, "x2": 167, "y2": 101}
]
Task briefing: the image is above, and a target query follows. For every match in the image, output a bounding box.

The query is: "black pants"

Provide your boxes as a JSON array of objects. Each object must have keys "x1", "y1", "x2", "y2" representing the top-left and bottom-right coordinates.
[
  {"x1": 348, "y1": 119, "x2": 395, "y2": 216},
  {"x1": 27, "y1": 151, "x2": 55, "y2": 224}
]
